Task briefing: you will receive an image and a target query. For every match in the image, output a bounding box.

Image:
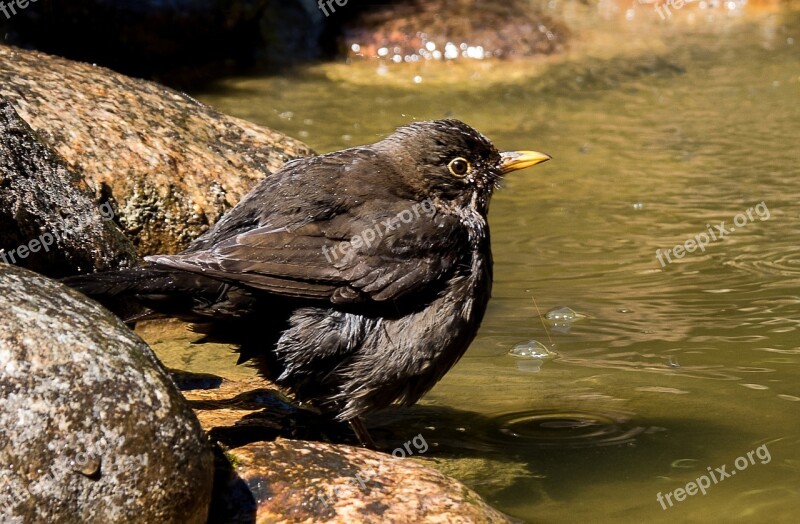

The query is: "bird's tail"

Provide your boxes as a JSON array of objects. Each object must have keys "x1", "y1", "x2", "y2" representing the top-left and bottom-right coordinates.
[{"x1": 61, "y1": 267, "x2": 232, "y2": 322}]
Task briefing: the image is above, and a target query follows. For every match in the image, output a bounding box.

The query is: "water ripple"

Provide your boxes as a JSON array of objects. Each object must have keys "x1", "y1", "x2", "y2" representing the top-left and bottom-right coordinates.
[{"x1": 486, "y1": 409, "x2": 653, "y2": 449}]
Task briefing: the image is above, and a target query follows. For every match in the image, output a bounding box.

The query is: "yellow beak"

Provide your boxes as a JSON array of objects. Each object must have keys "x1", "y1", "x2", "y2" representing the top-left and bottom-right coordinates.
[{"x1": 500, "y1": 150, "x2": 552, "y2": 174}]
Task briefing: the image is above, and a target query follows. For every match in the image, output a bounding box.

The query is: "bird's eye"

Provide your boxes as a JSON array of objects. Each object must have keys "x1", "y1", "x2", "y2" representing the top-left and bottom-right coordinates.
[{"x1": 447, "y1": 157, "x2": 471, "y2": 178}]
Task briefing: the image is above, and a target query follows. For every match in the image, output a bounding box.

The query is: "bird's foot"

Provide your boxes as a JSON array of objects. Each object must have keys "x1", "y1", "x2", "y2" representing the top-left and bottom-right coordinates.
[{"x1": 349, "y1": 417, "x2": 377, "y2": 450}]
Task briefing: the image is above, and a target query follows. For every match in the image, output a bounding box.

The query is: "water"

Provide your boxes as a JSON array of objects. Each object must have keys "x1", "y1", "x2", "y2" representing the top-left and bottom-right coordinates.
[{"x1": 176, "y1": 3, "x2": 800, "y2": 522}]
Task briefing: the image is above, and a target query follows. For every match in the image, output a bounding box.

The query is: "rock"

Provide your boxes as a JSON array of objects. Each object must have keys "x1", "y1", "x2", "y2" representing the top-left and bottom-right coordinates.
[
  {"x1": 0, "y1": 45, "x2": 314, "y2": 256},
  {"x1": 340, "y1": 0, "x2": 568, "y2": 62},
  {"x1": 0, "y1": 98, "x2": 139, "y2": 277},
  {"x1": 180, "y1": 375, "x2": 359, "y2": 448},
  {"x1": 172, "y1": 372, "x2": 513, "y2": 523},
  {"x1": 0, "y1": 265, "x2": 214, "y2": 523},
  {"x1": 212, "y1": 439, "x2": 515, "y2": 523}
]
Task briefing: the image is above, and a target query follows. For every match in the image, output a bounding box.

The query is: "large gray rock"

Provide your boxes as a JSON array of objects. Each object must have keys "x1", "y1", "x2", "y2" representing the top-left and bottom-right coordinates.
[
  {"x1": 0, "y1": 44, "x2": 314, "y2": 256},
  {"x1": 0, "y1": 264, "x2": 214, "y2": 523}
]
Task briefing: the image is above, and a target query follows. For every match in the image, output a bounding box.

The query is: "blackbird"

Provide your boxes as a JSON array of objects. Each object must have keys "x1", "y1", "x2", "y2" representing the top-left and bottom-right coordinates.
[{"x1": 64, "y1": 119, "x2": 550, "y2": 446}]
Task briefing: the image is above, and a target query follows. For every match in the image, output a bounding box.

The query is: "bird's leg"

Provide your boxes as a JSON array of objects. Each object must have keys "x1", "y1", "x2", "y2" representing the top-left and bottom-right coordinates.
[{"x1": 349, "y1": 417, "x2": 377, "y2": 450}]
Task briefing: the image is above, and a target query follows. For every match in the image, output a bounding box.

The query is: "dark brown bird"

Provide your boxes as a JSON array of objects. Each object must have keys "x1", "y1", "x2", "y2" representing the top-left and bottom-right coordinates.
[{"x1": 64, "y1": 119, "x2": 550, "y2": 446}]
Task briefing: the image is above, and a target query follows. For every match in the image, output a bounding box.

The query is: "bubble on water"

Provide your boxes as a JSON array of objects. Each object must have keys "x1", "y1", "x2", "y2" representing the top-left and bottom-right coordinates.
[
  {"x1": 509, "y1": 340, "x2": 557, "y2": 360},
  {"x1": 545, "y1": 306, "x2": 587, "y2": 322}
]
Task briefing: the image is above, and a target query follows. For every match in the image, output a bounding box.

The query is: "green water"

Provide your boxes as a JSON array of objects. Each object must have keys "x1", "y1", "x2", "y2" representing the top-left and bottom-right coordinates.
[{"x1": 186, "y1": 4, "x2": 800, "y2": 522}]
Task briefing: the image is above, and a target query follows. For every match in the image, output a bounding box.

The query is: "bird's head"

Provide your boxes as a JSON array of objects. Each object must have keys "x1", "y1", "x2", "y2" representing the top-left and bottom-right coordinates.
[{"x1": 375, "y1": 119, "x2": 550, "y2": 213}]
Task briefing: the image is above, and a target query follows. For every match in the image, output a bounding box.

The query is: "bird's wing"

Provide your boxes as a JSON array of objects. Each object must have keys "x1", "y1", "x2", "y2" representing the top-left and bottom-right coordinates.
[{"x1": 146, "y1": 207, "x2": 468, "y2": 305}]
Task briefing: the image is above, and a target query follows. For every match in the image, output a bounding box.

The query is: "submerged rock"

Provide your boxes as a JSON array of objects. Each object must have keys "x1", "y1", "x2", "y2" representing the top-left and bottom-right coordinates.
[
  {"x1": 0, "y1": 45, "x2": 313, "y2": 256},
  {"x1": 341, "y1": 0, "x2": 568, "y2": 62},
  {"x1": 0, "y1": 98, "x2": 139, "y2": 277},
  {"x1": 0, "y1": 265, "x2": 214, "y2": 523}
]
